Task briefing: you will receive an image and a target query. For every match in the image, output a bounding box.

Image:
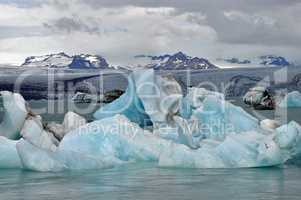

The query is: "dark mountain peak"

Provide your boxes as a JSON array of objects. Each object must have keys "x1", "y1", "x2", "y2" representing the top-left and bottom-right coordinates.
[
  {"x1": 136, "y1": 52, "x2": 217, "y2": 70},
  {"x1": 259, "y1": 55, "x2": 291, "y2": 67}
]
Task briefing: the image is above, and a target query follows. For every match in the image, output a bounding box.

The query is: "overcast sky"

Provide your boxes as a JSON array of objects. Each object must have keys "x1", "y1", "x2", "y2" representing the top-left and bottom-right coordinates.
[{"x1": 0, "y1": 0, "x2": 300, "y2": 65}]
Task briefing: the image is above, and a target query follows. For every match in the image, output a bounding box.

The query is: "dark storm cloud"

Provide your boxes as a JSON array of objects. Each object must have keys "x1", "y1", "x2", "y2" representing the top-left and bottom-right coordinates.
[
  {"x1": 43, "y1": 16, "x2": 128, "y2": 35},
  {"x1": 80, "y1": 0, "x2": 300, "y2": 12},
  {"x1": 43, "y1": 17, "x2": 101, "y2": 34},
  {"x1": 77, "y1": 0, "x2": 301, "y2": 47}
]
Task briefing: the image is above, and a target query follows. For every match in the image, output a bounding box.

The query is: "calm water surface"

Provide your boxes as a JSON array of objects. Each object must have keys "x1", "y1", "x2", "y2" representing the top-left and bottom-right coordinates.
[{"x1": 0, "y1": 164, "x2": 301, "y2": 200}]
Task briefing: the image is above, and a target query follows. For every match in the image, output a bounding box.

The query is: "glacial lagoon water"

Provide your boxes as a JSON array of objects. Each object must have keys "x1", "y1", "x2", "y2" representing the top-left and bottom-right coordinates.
[
  {"x1": 1, "y1": 164, "x2": 301, "y2": 200},
  {"x1": 1, "y1": 99, "x2": 301, "y2": 199}
]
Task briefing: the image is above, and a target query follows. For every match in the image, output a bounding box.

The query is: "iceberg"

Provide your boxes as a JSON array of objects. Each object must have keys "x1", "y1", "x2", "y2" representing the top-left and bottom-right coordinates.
[
  {"x1": 94, "y1": 72, "x2": 151, "y2": 127},
  {"x1": 62, "y1": 111, "x2": 87, "y2": 133},
  {"x1": 1, "y1": 69, "x2": 301, "y2": 172},
  {"x1": 46, "y1": 122, "x2": 65, "y2": 141},
  {"x1": 45, "y1": 111, "x2": 87, "y2": 141},
  {"x1": 192, "y1": 95, "x2": 261, "y2": 140},
  {"x1": 20, "y1": 115, "x2": 59, "y2": 151},
  {"x1": 260, "y1": 119, "x2": 280, "y2": 131},
  {"x1": 94, "y1": 69, "x2": 182, "y2": 127},
  {"x1": 0, "y1": 136, "x2": 22, "y2": 169},
  {"x1": 17, "y1": 114, "x2": 299, "y2": 171},
  {"x1": 274, "y1": 121, "x2": 301, "y2": 160},
  {"x1": 133, "y1": 70, "x2": 182, "y2": 124},
  {"x1": 159, "y1": 132, "x2": 283, "y2": 168},
  {"x1": 278, "y1": 91, "x2": 301, "y2": 108},
  {"x1": 17, "y1": 115, "x2": 169, "y2": 171},
  {"x1": 0, "y1": 91, "x2": 28, "y2": 140}
]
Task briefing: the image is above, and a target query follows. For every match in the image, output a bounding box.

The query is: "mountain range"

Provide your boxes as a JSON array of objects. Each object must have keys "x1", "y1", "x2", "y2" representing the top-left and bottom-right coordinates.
[
  {"x1": 19, "y1": 52, "x2": 296, "y2": 70},
  {"x1": 135, "y1": 52, "x2": 218, "y2": 70},
  {"x1": 218, "y1": 55, "x2": 293, "y2": 67},
  {"x1": 21, "y1": 52, "x2": 109, "y2": 69}
]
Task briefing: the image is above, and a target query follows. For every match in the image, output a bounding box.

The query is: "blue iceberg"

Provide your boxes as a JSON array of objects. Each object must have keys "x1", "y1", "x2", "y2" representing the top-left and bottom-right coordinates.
[
  {"x1": 1, "y1": 69, "x2": 301, "y2": 172},
  {"x1": 94, "y1": 71, "x2": 151, "y2": 127}
]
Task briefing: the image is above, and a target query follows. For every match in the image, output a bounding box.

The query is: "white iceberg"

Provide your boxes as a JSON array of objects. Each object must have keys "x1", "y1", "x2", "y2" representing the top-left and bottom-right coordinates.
[
  {"x1": 62, "y1": 111, "x2": 87, "y2": 133},
  {"x1": 46, "y1": 122, "x2": 65, "y2": 141},
  {"x1": 260, "y1": 119, "x2": 280, "y2": 131},
  {"x1": 0, "y1": 91, "x2": 28, "y2": 140},
  {"x1": 278, "y1": 91, "x2": 301, "y2": 108},
  {"x1": 21, "y1": 115, "x2": 59, "y2": 151}
]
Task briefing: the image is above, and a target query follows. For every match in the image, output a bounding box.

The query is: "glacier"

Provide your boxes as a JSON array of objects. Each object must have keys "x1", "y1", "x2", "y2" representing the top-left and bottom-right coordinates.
[
  {"x1": 1, "y1": 69, "x2": 301, "y2": 172},
  {"x1": 278, "y1": 91, "x2": 301, "y2": 108}
]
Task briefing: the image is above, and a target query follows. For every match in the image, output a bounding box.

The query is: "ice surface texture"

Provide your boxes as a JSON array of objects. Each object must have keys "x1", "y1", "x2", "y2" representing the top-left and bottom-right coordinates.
[
  {"x1": 0, "y1": 91, "x2": 28, "y2": 140},
  {"x1": 1, "y1": 70, "x2": 301, "y2": 171},
  {"x1": 278, "y1": 91, "x2": 301, "y2": 108}
]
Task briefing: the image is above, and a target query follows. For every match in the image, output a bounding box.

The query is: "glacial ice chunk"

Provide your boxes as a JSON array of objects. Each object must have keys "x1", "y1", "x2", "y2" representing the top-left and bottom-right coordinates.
[
  {"x1": 260, "y1": 119, "x2": 280, "y2": 131},
  {"x1": 17, "y1": 115, "x2": 169, "y2": 172},
  {"x1": 13, "y1": 114, "x2": 301, "y2": 171},
  {"x1": 159, "y1": 132, "x2": 284, "y2": 168},
  {"x1": 179, "y1": 96, "x2": 193, "y2": 119},
  {"x1": 62, "y1": 111, "x2": 86, "y2": 133},
  {"x1": 0, "y1": 91, "x2": 28, "y2": 140},
  {"x1": 17, "y1": 139, "x2": 116, "y2": 172},
  {"x1": 192, "y1": 95, "x2": 260, "y2": 139},
  {"x1": 274, "y1": 121, "x2": 301, "y2": 159},
  {"x1": 94, "y1": 72, "x2": 151, "y2": 127},
  {"x1": 20, "y1": 115, "x2": 59, "y2": 151},
  {"x1": 46, "y1": 122, "x2": 65, "y2": 141},
  {"x1": 0, "y1": 136, "x2": 22, "y2": 168},
  {"x1": 186, "y1": 87, "x2": 224, "y2": 108},
  {"x1": 133, "y1": 70, "x2": 182, "y2": 123},
  {"x1": 278, "y1": 91, "x2": 301, "y2": 108},
  {"x1": 17, "y1": 139, "x2": 66, "y2": 172},
  {"x1": 94, "y1": 69, "x2": 182, "y2": 127}
]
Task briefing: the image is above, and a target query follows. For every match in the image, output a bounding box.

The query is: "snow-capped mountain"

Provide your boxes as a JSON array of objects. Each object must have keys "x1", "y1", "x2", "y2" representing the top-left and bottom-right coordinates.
[
  {"x1": 259, "y1": 55, "x2": 291, "y2": 67},
  {"x1": 22, "y1": 52, "x2": 72, "y2": 68},
  {"x1": 135, "y1": 52, "x2": 217, "y2": 70},
  {"x1": 21, "y1": 52, "x2": 109, "y2": 69},
  {"x1": 218, "y1": 55, "x2": 293, "y2": 67},
  {"x1": 69, "y1": 54, "x2": 109, "y2": 69}
]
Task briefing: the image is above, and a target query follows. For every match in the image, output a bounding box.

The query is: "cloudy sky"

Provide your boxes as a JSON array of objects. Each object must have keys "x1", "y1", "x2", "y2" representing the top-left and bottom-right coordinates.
[{"x1": 0, "y1": 0, "x2": 300, "y2": 65}]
